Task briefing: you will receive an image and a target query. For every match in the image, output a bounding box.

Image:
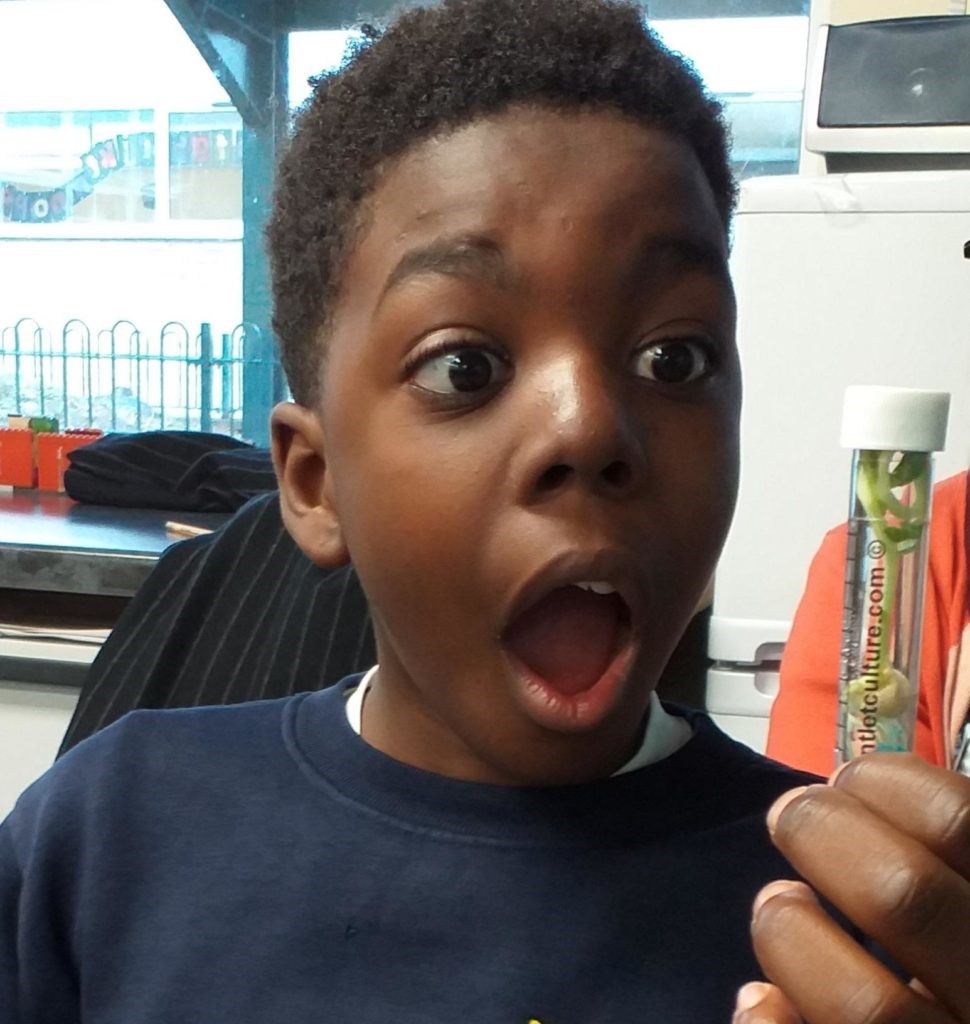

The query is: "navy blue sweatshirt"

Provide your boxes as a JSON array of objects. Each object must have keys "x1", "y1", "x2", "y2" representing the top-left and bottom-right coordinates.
[{"x1": 1, "y1": 680, "x2": 814, "y2": 1024}]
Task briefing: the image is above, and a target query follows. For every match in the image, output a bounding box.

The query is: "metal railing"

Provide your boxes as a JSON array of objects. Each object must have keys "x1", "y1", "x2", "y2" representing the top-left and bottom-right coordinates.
[{"x1": 0, "y1": 317, "x2": 274, "y2": 438}]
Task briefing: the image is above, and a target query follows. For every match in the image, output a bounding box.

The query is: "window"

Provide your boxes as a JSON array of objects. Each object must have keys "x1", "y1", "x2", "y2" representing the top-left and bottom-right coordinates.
[
  {"x1": 288, "y1": 14, "x2": 810, "y2": 179},
  {"x1": 0, "y1": 0, "x2": 253, "y2": 439},
  {"x1": 651, "y1": 16, "x2": 809, "y2": 178},
  {"x1": 289, "y1": 30, "x2": 361, "y2": 111},
  {"x1": 1, "y1": 2, "x2": 809, "y2": 448}
]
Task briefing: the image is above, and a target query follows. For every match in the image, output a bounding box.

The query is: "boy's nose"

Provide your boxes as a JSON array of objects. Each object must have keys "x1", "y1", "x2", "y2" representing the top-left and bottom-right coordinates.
[{"x1": 515, "y1": 354, "x2": 647, "y2": 506}]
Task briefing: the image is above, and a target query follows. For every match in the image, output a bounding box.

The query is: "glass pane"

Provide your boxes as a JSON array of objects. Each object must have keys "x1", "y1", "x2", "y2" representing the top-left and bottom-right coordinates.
[
  {"x1": 2, "y1": 109, "x2": 155, "y2": 225},
  {"x1": 0, "y1": 0, "x2": 249, "y2": 439},
  {"x1": 288, "y1": 30, "x2": 360, "y2": 110},
  {"x1": 651, "y1": 16, "x2": 809, "y2": 178},
  {"x1": 289, "y1": 16, "x2": 809, "y2": 181},
  {"x1": 168, "y1": 111, "x2": 243, "y2": 220}
]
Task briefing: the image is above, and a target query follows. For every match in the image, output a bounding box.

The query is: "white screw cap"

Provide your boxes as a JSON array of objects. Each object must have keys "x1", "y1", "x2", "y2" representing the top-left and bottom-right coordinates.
[{"x1": 840, "y1": 386, "x2": 950, "y2": 452}]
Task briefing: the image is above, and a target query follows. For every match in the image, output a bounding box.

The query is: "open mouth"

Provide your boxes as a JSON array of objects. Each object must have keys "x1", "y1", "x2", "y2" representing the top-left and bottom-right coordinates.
[{"x1": 502, "y1": 581, "x2": 632, "y2": 697}]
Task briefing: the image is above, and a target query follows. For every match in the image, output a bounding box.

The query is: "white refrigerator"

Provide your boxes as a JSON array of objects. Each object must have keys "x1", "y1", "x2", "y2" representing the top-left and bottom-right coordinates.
[{"x1": 706, "y1": 170, "x2": 970, "y2": 752}]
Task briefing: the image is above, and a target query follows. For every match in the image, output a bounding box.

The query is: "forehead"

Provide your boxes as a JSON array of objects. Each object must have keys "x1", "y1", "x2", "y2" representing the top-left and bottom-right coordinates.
[
  {"x1": 329, "y1": 107, "x2": 728, "y2": 345},
  {"x1": 374, "y1": 107, "x2": 721, "y2": 238}
]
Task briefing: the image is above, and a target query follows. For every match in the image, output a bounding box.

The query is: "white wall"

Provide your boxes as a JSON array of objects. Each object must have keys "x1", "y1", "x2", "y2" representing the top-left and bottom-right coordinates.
[{"x1": 0, "y1": 682, "x2": 79, "y2": 820}]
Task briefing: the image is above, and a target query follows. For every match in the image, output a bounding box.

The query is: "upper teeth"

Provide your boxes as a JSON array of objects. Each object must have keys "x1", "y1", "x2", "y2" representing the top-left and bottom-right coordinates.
[{"x1": 574, "y1": 581, "x2": 615, "y2": 595}]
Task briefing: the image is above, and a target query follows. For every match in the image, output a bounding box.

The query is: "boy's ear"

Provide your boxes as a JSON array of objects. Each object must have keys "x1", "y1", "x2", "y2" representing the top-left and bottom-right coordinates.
[{"x1": 270, "y1": 401, "x2": 350, "y2": 569}]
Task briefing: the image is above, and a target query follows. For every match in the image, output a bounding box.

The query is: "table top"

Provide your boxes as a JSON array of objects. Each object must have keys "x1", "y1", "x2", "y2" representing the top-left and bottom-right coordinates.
[{"x1": 0, "y1": 490, "x2": 231, "y2": 597}]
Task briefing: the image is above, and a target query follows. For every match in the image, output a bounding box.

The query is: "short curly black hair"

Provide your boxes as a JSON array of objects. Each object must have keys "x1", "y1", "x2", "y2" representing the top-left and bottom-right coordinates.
[{"x1": 267, "y1": 0, "x2": 735, "y2": 407}]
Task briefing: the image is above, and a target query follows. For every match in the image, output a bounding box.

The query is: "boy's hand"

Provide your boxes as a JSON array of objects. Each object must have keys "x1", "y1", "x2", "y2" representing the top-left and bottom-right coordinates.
[{"x1": 736, "y1": 755, "x2": 970, "y2": 1024}]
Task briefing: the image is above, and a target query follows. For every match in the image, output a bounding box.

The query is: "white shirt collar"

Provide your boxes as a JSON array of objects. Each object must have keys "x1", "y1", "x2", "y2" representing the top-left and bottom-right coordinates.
[{"x1": 345, "y1": 665, "x2": 691, "y2": 774}]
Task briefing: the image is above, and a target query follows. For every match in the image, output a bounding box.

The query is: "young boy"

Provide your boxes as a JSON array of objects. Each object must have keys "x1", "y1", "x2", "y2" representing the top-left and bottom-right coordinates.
[{"x1": 3, "y1": 2, "x2": 969, "y2": 1022}]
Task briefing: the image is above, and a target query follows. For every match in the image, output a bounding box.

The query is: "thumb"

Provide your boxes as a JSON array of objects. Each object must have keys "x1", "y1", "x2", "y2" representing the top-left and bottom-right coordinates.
[{"x1": 733, "y1": 982, "x2": 802, "y2": 1024}]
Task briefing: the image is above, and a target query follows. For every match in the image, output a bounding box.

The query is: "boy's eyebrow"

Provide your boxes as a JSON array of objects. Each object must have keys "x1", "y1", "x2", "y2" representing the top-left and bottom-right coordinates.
[
  {"x1": 630, "y1": 236, "x2": 730, "y2": 285},
  {"x1": 376, "y1": 232, "x2": 729, "y2": 308},
  {"x1": 377, "y1": 234, "x2": 514, "y2": 305}
]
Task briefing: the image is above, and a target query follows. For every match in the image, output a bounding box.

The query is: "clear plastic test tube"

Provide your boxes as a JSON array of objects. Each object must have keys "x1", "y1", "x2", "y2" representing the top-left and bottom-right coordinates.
[{"x1": 837, "y1": 386, "x2": 950, "y2": 766}]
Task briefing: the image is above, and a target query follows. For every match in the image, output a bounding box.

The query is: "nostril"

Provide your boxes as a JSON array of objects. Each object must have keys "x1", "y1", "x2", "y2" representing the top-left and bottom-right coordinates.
[
  {"x1": 602, "y1": 461, "x2": 631, "y2": 489},
  {"x1": 536, "y1": 464, "x2": 572, "y2": 493}
]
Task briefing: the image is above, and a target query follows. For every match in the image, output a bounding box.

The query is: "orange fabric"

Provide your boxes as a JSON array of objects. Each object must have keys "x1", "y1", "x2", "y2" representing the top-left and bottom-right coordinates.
[{"x1": 767, "y1": 471, "x2": 969, "y2": 776}]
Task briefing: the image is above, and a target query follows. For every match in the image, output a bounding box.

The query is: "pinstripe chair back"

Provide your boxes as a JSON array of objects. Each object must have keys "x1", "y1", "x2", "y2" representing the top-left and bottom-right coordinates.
[{"x1": 58, "y1": 493, "x2": 375, "y2": 756}]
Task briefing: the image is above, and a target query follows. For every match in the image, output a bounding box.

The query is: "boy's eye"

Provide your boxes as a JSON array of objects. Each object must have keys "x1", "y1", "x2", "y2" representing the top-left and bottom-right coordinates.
[
  {"x1": 410, "y1": 346, "x2": 511, "y2": 396},
  {"x1": 632, "y1": 338, "x2": 713, "y2": 385}
]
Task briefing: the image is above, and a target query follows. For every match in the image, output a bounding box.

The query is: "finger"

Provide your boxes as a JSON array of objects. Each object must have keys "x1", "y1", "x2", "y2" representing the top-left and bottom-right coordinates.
[
  {"x1": 751, "y1": 879, "x2": 955, "y2": 1024},
  {"x1": 767, "y1": 785, "x2": 970, "y2": 1019},
  {"x1": 733, "y1": 981, "x2": 803, "y2": 1024},
  {"x1": 830, "y1": 755, "x2": 970, "y2": 879}
]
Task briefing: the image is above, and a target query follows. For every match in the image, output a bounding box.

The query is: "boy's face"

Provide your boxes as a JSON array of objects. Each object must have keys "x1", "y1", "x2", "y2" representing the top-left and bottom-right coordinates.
[{"x1": 274, "y1": 107, "x2": 740, "y2": 785}]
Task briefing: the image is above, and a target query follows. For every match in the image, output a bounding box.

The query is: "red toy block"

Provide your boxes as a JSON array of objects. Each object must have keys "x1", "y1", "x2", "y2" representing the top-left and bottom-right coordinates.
[{"x1": 0, "y1": 429, "x2": 35, "y2": 487}]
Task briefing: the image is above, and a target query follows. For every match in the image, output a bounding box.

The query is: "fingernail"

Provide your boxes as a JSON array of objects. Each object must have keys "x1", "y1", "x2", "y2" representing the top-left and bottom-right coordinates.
[
  {"x1": 752, "y1": 879, "x2": 803, "y2": 918},
  {"x1": 829, "y1": 758, "x2": 853, "y2": 786},
  {"x1": 766, "y1": 785, "x2": 808, "y2": 835},
  {"x1": 733, "y1": 981, "x2": 770, "y2": 1022}
]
